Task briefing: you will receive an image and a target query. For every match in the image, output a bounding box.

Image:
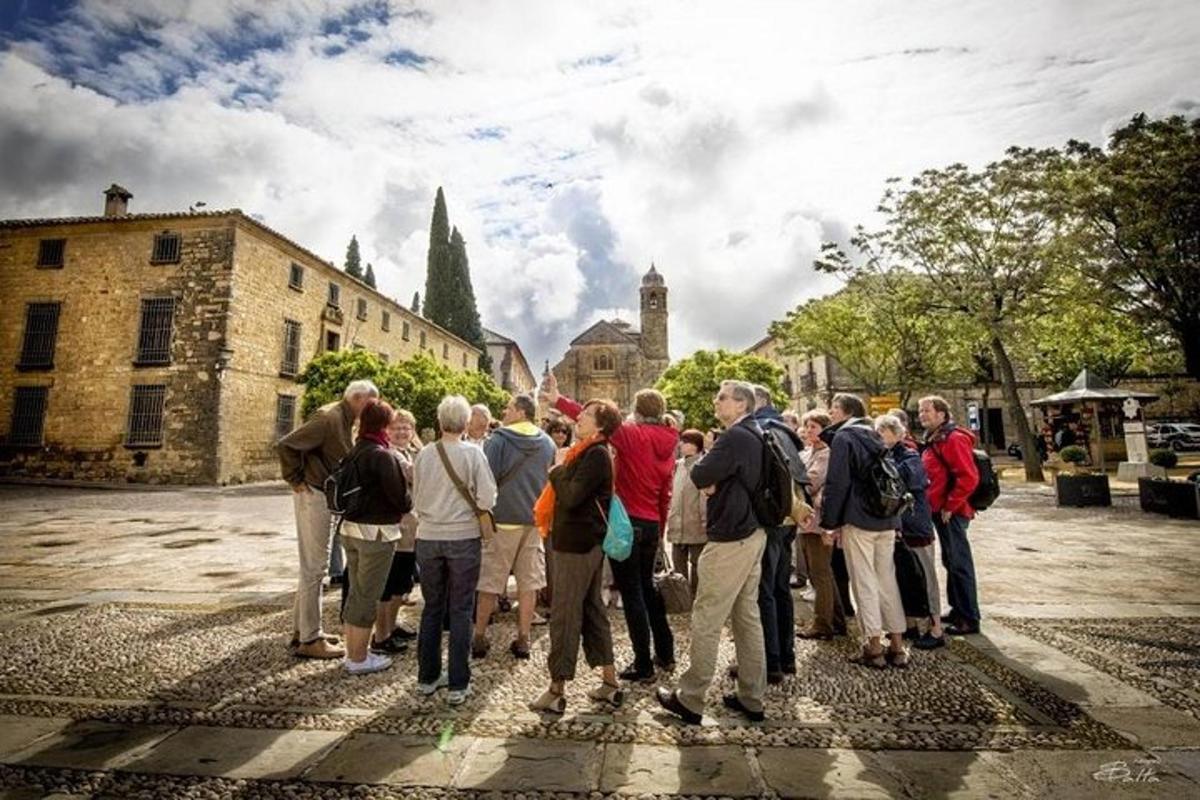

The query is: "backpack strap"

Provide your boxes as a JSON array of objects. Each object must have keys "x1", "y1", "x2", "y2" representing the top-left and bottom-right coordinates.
[
  {"x1": 496, "y1": 446, "x2": 538, "y2": 489},
  {"x1": 435, "y1": 441, "x2": 485, "y2": 515}
]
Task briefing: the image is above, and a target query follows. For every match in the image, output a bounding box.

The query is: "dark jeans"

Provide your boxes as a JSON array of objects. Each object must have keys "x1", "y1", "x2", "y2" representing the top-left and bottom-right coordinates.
[
  {"x1": 831, "y1": 546, "x2": 855, "y2": 617},
  {"x1": 757, "y1": 525, "x2": 796, "y2": 672},
  {"x1": 934, "y1": 514, "x2": 980, "y2": 624},
  {"x1": 611, "y1": 517, "x2": 674, "y2": 671},
  {"x1": 416, "y1": 538, "x2": 481, "y2": 691}
]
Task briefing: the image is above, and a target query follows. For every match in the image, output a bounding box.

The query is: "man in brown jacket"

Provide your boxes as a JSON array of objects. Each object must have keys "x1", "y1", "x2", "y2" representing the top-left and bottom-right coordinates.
[{"x1": 278, "y1": 379, "x2": 378, "y2": 658}]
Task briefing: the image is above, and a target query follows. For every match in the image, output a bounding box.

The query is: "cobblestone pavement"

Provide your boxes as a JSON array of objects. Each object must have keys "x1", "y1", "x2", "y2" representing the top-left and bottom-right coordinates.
[{"x1": 1, "y1": 482, "x2": 1198, "y2": 798}]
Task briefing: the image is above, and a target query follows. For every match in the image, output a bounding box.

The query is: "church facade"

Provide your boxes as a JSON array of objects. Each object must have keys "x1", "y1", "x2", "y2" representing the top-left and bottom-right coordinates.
[{"x1": 551, "y1": 265, "x2": 669, "y2": 411}]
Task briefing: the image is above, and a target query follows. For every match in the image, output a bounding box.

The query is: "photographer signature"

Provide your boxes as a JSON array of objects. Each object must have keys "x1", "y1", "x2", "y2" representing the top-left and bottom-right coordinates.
[{"x1": 1092, "y1": 760, "x2": 1160, "y2": 783}]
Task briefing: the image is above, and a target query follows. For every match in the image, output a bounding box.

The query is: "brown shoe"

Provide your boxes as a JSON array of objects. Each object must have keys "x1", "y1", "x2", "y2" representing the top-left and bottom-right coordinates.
[
  {"x1": 796, "y1": 628, "x2": 833, "y2": 641},
  {"x1": 295, "y1": 638, "x2": 345, "y2": 659},
  {"x1": 472, "y1": 634, "x2": 491, "y2": 660}
]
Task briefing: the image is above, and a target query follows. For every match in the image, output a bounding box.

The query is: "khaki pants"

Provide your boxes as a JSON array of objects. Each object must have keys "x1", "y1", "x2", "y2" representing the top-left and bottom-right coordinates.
[
  {"x1": 801, "y1": 532, "x2": 845, "y2": 635},
  {"x1": 547, "y1": 547, "x2": 613, "y2": 680},
  {"x1": 292, "y1": 488, "x2": 333, "y2": 644},
  {"x1": 842, "y1": 525, "x2": 906, "y2": 640},
  {"x1": 342, "y1": 536, "x2": 396, "y2": 629},
  {"x1": 678, "y1": 529, "x2": 767, "y2": 715}
]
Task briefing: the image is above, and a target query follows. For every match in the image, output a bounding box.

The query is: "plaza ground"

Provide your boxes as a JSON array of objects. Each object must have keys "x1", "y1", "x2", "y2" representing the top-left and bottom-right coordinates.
[{"x1": 0, "y1": 480, "x2": 1197, "y2": 799}]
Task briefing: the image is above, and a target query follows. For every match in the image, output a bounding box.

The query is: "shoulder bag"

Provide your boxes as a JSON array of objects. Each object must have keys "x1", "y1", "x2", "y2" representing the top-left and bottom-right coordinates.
[{"x1": 435, "y1": 441, "x2": 496, "y2": 541}]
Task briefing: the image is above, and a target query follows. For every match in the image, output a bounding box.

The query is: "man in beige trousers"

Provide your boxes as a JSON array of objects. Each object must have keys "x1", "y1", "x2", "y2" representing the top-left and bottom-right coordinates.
[{"x1": 656, "y1": 380, "x2": 767, "y2": 724}]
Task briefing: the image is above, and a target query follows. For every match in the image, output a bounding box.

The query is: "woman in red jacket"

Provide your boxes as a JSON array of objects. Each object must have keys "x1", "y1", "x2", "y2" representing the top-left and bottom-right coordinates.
[{"x1": 917, "y1": 396, "x2": 981, "y2": 636}]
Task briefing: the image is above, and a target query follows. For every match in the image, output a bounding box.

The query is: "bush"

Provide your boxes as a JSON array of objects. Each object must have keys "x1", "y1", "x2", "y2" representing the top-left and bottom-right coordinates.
[
  {"x1": 1149, "y1": 448, "x2": 1178, "y2": 469},
  {"x1": 1058, "y1": 445, "x2": 1089, "y2": 464}
]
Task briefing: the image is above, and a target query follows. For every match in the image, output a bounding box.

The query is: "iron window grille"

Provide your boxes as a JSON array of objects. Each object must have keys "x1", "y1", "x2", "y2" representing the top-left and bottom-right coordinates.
[
  {"x1": 135, "y1": 298, "x2": 175, "y2": 365},
  {"x1": 443, "y1": 343, "x2": 449, "y2": 359},
  {"x1": 381, "y1": 311, "x2": 390, "y2": 331},
  {"x1": 402, "y1": 321, "x2": 410, "y2": 341},
  {"x1": 327, "y1": 282, "x2": 341, "y2": 308},
  {"x1": 356, "y1": 298, "x2": 368, "y2": 321},
  {"x1": 275, "y1": 395, "x2": 297, "y2": 440},
  {"x1": 151, "y1": 232, "x2": 182, "y2": 264},
  {"x1": 9, "y1": 386, "x2": 49, "y2": 446},
  {"x1": 37, "y1": 239, "x2": 66, "y2": 268},
  {"x1": 325, "y1": 330, "x2": 340, "y2": 352},
  {"x1": 419, "y1": 331, "x2": 427, "y2": 348},
  {"x1": 280, "y1": 319, "x2": 302, "y2": 376},
  {"x1": 126, "y1": 385, "x2": 166, "y2": 447},
  {"x1": 288, "y1": 262, "x2": 304, "y2": 290},
  {"x1": 18, "y1": 302, "x2": 61, "y2": 370}
]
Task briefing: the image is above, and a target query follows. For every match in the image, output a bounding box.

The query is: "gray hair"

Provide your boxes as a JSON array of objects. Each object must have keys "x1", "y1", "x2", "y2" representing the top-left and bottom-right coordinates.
[
  {"x1": 470, "y1": 403, "x2": 492, "y2": 420},
  {"x1": 752, "y1": 384, "x2": 773, "y2": 410},
  {"x1": 438, "y1": 395, "x2": 472, "y2": 433},
  {"x1": 831, "y1": 392, "x2": 866, "y2": 418},
  {"x1": 720, "y1": 380, "x2": 756, "y2": 415},
  {"x1": 511, "y1": 394, "x2": 536, "y2": 421},
  {"x1": 874, "y1": 414, "x2": 907, "y2": 439},
  {"x1": 343, "y1": 379, "x2": 380, "y2": 400}
]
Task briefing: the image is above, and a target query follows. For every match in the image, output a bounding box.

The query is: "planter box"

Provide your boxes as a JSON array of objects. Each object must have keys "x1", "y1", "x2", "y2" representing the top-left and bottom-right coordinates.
[
  {"x1": 1055, "y1": 474, "x2": 1112, "y2": 507},
  {"x1": 1138, "y1": 478, "x2": 1200, "y2": 520}
]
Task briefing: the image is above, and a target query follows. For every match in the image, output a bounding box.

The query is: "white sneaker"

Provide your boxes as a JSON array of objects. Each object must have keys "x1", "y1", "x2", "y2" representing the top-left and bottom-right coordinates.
[
  {"x1": 416, "y1": 672, "x2": 448, "y2": 695},
  {"x1": 801, "y1": 586, "x2": 816, "y2": 602},
  {"x1": 447, "y1": 684, "x2": 472, "y2": 706},
  {"x1": 344, "y1": 651, "x2": 392, "y2": 675}
]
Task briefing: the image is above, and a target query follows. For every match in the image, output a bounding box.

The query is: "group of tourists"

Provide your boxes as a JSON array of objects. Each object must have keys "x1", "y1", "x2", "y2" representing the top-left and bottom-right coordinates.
[{"x1": 276, "y1": 373, "x2": 983, "y2": 722}]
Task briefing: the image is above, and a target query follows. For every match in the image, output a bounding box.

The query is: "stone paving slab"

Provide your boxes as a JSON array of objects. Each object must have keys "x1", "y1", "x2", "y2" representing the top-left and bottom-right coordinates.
[
  {"x1": 868, "y1": 750, "x2": 1027, "y2": 800},
  {"x1": 600, "y1": 743, "x2": 756, "y2": 796},
  {"x1": 305, "y1": 732, "x2": 468, "y2": 786},
  {"x1": 4, "y1": 722, "x2": 176, "y2": 771},
  {"x1": 0, "y1": 718, "x2": 71, "y2": 761},
  {"x1": 757, "y1": 748, "x2": 902, "y2": 799},
  {"x1": 117, "y1": 725, "x2": 344, "y2": 780},
  {"x1": 454, "y1": 737, "x2": 601, "y2": 792},
  {"x1": 993, "y1": 749, "x2": 1200, "y2": 799},
  {"x1": 1086, "y1": 705, "x2": 1200, "y2": 748}
]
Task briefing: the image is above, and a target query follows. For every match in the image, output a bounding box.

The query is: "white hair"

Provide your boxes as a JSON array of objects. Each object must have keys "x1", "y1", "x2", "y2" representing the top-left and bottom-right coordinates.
[
  {"x1": 874, "y1": 414, "x2": 907, "y2": 438},
  {"x1": 343, "y1": 379, "x2": 379, "y2": 400},
  {"x1": 470, "y1": 403, "x2": 492, "y2": 420},
  {"x1": 720, "y1": 380, "x2": 756, "y2": 414},
  {"x1": 438, "y1": 395, "x2": 471, "y2": 433}
]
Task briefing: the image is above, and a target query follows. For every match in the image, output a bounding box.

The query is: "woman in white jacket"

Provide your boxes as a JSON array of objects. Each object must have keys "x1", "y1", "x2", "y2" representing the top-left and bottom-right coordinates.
[{"x1": 666, "y1": 429, "x2": 707, "y2": 595}]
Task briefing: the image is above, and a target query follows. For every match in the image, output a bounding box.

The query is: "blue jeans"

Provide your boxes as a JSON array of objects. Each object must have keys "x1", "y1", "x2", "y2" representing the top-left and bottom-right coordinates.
[
  {"x1": 757, "y1": 525, "x2": 796, "y2": 672},
  {"x1": 934, "y1": 514, "x2": 979, "y2": 624},
  {"x1": 611, "y1": 517, "x2": 674, "y2": 672},
  {"x1": 416, "y1": 538, "x2": 481, "y2": 691}
]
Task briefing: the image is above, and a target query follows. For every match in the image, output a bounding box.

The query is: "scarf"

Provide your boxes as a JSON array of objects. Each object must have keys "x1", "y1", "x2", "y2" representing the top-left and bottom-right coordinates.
[
  {"x1": 360, "y1": 429, "x2": 391, "y2": 449},
  {"x1": 533, "y1": 433, "x2": 606, "y2": 538}
]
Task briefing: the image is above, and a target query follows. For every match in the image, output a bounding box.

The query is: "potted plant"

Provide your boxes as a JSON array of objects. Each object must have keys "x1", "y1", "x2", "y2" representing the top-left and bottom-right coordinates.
[
  {"x1": 1149, "y1": 449, "x2": 1179, "y2": 470},
  {"x1": 1139, "y1": 451, "x2": 1199, "y2": 519},
  {"x1": 1055, "y1": 445, "x2": 1111, "y2": 507}
]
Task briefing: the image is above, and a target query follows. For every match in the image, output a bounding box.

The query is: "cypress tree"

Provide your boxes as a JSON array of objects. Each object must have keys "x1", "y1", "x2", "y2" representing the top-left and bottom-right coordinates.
[
  {"x1": 423, "y1": 188, "x2": 452, "y2": 322},
  {"x1": 448, "y1": 226, "x2": 491, "y2": 371},
  {"x1": 364, "y1": 262, "x2": 376, "y2": 288},
  {"x1": 344, "y1": 235, "x2": 363, "y2": 279},
  {"x1": 411, "y1": 291, "x2": 421, "y2": 314}
]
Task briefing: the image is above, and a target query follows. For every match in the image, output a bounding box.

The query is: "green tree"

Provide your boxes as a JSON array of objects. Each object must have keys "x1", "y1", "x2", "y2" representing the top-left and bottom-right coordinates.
[
  {"x1": 296, "y1": 349, "x2": 390, "y2": 419},
  {"x1": 344, "y1": 235, "x2": 363, "y2": 280},
  {"x1": 363, "y1": 262, "x2": 376, "y2": 289},
  {"x1": 411, "y1": 291, "x2": 421, "y2": 314},
  {"x1": 447, "y1": 226, "x2": 491, "y2": 371},
  {"x1": 655, "y1": 349, "x2": 785, "y2": 431},
  {"x1": 1063, "y1": 114, "x2": 1200, "y2": 378},
  {"x1": 423, "y1": 188, "x2": 453, "y2": 323}
]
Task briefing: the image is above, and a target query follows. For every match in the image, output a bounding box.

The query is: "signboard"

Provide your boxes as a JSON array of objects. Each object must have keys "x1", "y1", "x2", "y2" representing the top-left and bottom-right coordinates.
[
  {"x1": 966, "y1": 402, "x2": 981, "y2": 432},
  {"x1": 868, "y1": 394, "x2": 902, "y2": 416},
  {"x1": 1124, "y1": 420, "x2": 1149, "y2": 464}
]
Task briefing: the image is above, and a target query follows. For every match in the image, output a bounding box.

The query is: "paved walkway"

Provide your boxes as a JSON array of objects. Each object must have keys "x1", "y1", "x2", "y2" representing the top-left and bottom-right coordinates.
[{"x1": 0, "y1": 482, "x2": 1198, "y2": 798}]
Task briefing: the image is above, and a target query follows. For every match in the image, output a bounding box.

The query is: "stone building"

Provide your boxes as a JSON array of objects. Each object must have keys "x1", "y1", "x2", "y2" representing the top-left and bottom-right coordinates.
[
  {"x1": 483, "y1": 328, "x2": 537, "y2": 395},
  {"x1": 0, "y1": 185, "x2": 480, "y2": 485},
  {"x1": 551, "y1": 265, "x2": 669, "y2": 410}
]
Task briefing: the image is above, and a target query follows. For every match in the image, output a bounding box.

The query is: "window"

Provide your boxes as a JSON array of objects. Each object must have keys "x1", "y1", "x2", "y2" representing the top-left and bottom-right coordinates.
[
  {"x1": 280, "y1": 319, "x2": 302, "y2": 376},
  {"x1": 135, "y1": 298, "x2": 175, "y2": 365},
  {"x1": 18, "y1": 302, "x2": 61, "y2": 370},
  {"x1": 151, "y1": 232, "x2": 181, "y2": 264},
  {"x1": 126, "y1": 385, "x2": 166, "y2": 447},
  {"x1": 462, "y1": 353, "x2": 468, "y2": 368},
  {"x1": 402, "y1": 321, "x2": 410, "y2": 341},
  {"x1": 419, "y1": 330, "x2": 427, "y2": 348},
  {"x1": 37, "y1": 239, "x2": 65, "y2": 269},
  {"x1": 274, "y1": 395, "x2": 297, "y2": 440},
  {"x1": 9, "y1": 387, "x2": 48, "y2": 446},
  {"x1": 381, "y1": 311, "x2": 390, "y2": 332},
  {"x1": 288, "y1": 263, "x2": 304, "y2": 290},
  {"x1": 356, "y1": 298, "x2": 368, "y2": 321},
  {"x1": 325, "y1": 330, "x2": 341, "y2": 352},
  {"x1": 327, "y1": 282, "x2": 341, "y2": 308},
  {"x1": 443, "y1": 343, "x2": 449, "y2": 359},
  {"x1": 593, "y1": 352, "x2": 613, "y2": 371}
]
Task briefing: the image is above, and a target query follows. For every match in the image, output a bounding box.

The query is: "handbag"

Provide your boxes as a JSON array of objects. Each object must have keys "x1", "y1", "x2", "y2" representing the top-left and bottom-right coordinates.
[
  {"x1": 596, "y1": 495, "x2": 634, "y2": 561},
  {"x1": 892, "y1": 535, "x2": 930, "y2": 618},
  {"x1": 435, "y1": 441, "x2": 495, "y2": 541},
  {"x1": 654, "y1": 547, "x2": 694, "y2": 614}
]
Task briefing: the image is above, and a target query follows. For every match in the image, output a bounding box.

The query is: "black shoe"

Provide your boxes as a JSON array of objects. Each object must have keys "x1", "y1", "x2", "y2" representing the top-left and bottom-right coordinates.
[
  {"x1": 619, "y1": 664, "x2": 656, "y2": 683},
  {"x1": 390, "y1": 626, "x2": 417, "y2": 641},
  {"x1": 902, "y1": 626, "x2": 921, "y2": 641},
  {"x1": 945, "y1": 623, "x2": 980, "y2": 636},
  {"x1": 653, "y1": 656, "x2": 676, "y2": 673},
  {"x1": 655, "y1": 687, "x2": 702, "y2": 725},
  {"x1": 939, "y1": 613, "x2": 960, "y2": 625},
  {"x1": 782, "y1": 663, "x2": 796, "y2": 675},
  {"x1": 722, "y1": 693, "x2": 765, "y2": 722},
  {"x1": 797, "y1": 628, "x2": 833, "y2": 641},
  {"x1": 328, "y1": 573, "x2": 345, "y2": 587},
  {"x1": 914, "y1": 633, "x2": 947, "y2": 650},
  {"x1": 767, "y1": 671, "x2": 784, "y2": 685},
  {"x1": 369, "y1": 636, "x2": 407, "y2": 655},
  {"x1": 497, "y1": 596, "x2": 512, "y2": 613}
]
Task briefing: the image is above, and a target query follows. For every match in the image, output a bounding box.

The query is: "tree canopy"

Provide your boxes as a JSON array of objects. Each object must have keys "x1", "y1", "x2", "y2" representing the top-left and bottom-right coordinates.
[
  {"x1": 363, "y1": 262, "x2": 376, "y2": 288},
  {"x1": 422, "y1": 189, "x2": 491, "y2": 371},
  {"x1": 655, "y1": 349, "x2": 785, "y2": 431},
  {"x1": 343, "y1": 235, "x2": 363, "y2": 279}
]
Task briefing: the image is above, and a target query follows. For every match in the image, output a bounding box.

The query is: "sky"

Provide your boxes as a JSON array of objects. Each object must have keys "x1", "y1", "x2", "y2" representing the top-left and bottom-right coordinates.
[{"x1": 1, "y1": 1, "x2": 1197, "y2": 371}]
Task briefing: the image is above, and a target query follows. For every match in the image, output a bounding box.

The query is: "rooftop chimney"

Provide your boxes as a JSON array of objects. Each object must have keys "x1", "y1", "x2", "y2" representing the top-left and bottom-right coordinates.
[{"x1": 103, "y1": 183, "x2": 133, "y2": 217}]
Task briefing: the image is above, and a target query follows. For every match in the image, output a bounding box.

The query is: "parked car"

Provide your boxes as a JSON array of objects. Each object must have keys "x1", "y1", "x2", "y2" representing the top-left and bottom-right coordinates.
[{"x1": 1146, "y1": 422, "x2": 1200, "y2": 452}]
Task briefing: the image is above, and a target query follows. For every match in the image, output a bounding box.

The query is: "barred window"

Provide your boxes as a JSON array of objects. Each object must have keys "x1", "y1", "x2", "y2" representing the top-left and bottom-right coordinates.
[
  {"x1": 126, "y1": 385, "x2": 166, "y2": 447},
  {"x1": 419, "y1": 330, "x2": 426, "y2": 348},
  {"x1": 356, "y1": 298, "x2": 368, "y2": 321},
  {"x1": 325, "y1": 330, "x2": 340, "y2": 352},
  {"x1": 443, "y1": 343, "x2": 449, "y2": 359},
  {"x1": 288, "y1": 263, "x2": 304, "y2": 290},
  {"x1": 327, "y1": 282, "x2": 340, "y2": 308},
  {"x1": 402, "y1": 321, "x2": 410, "y2": 341},
  {"x1": 9, "y1": 387, "x2": 49, "y2": 446},
  {"x1": 37, "y1": 239, "x2": 66, "y2": 268},
  {"x1": 18, "y1": 302, "x2": 61, "y2": 370},
  {"x1": 151, "y1": 232, "x2": 181, "y2": 264},
  {"x1": 381, "y1": 311, "x2": 390, "y2": 332},
  {"x1": 135, "y1": 298, "x2": 175, "y2": 365},
  {"x1": 275, "y1": 394, "x2": 297, "y2": 440},
  {"x1": 594, "y1": 352, "x2": 613, "y2": 371},
  {"x1": 462, "y1": 352, "x2": 468, "y2": 368},
  {"x1": 280, "y1": 319, "x2": 302, "y2": 376}
]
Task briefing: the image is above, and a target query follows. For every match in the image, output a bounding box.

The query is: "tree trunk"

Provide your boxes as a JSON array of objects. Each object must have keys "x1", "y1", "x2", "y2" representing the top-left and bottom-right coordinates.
[
  {"x1": 980, "y1": 383, "x2": 990, "y2": 452},
  {"x1": 991, "y1": 336, "x2": 1044, "y2": 482}
]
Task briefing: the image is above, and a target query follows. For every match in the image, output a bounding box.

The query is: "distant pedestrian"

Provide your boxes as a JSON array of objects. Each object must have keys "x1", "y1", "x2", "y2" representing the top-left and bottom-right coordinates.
[
  {"x1": 278, "y1": 379, "x2": 378, "y2": 659},
  {"x1": 666, "y1": 429, "x2": 707, "y2": 596}
]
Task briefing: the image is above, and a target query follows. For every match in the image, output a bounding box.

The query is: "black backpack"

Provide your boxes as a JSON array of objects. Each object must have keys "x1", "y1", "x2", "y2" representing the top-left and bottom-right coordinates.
[
  {"x1": 744, "y1": 424, "x2": 795, "y2": 528},
  {"x1": 930, "y1": 432, "x2": 1000, "y2": 512},
  {"x1": 860, "y1": 441, "x2": 912, "y2": 518},
  {"x1": 323, "y1": 448, "x2": 368, "y2": 519}
]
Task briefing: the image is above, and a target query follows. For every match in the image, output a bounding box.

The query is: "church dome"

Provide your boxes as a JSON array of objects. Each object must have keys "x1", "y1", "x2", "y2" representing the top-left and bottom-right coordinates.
[{"x1": 642, "y1": 263, "x2": 665, "y2": 286}]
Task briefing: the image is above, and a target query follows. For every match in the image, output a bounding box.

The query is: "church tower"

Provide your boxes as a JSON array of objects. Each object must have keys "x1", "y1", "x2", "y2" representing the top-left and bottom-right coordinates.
[{"x1": 640, "y1": 264, "x2": 668, "y2": 362}]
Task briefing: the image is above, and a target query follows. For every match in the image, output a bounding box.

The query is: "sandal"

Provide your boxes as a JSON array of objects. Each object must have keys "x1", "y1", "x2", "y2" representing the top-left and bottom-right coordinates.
[
  {"x1": 528, "y1": 689, "x2": 566, "y2": 714},
  {"x1": 588, "y1": 682, "x2": 625, "y2": 708},
  {"x1": 849, "y1": 646, "x2": 887, "y2": 669},
  {"x1": 886, "y1": 647, "x2": 911, "y2": 669}
]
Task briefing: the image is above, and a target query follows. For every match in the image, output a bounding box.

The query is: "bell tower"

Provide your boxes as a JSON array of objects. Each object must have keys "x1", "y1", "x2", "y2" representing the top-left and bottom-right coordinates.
[{"x1": 639, "y1": 263, "x2": 668, "y2": 362}]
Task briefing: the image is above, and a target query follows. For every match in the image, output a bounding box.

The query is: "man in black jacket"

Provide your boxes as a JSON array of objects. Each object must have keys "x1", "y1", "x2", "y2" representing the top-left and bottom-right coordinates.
[{"x1": 657, "y1": 380, "x2": 767, "y2": 724}]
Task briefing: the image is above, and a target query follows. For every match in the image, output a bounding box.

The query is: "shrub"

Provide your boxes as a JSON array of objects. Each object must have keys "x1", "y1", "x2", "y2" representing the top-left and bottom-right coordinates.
[
  {"x1": 1058, "y1": 445, "x2": 1088, "y2": 465},
  {"x1": 1149, "y1": 448, "x2": 1178, "y2": 469}
]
